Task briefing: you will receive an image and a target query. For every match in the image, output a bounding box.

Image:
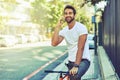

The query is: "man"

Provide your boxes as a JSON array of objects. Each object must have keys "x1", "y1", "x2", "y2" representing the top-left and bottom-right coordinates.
[{"x1": 51, "y1": 5, "x2": 90, "y2": 80}]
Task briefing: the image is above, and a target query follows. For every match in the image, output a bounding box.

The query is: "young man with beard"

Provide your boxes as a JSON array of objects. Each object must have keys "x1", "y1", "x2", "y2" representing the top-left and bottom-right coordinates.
[{"x1": 51, "y1": 5, "x2": 90, "y2": 80}]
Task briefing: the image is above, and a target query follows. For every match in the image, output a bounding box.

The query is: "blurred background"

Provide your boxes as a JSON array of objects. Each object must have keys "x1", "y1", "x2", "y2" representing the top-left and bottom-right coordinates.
[{"x1": 0, "y1": 0, "x2": 101, "y2": 47}]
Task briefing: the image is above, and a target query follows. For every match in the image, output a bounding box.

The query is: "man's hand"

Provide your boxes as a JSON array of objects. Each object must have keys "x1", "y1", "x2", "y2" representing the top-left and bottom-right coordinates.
[
  {"x1": 56, "y1": 17, "x2": 65, "y2": 27},
  {"x1": 69, "y1": 67, "x2": 78, "y2": 75}
]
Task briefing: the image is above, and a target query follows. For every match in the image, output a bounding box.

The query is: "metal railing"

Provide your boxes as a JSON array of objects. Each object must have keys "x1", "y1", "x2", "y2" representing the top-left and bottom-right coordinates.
[{"x1": 98, "y1": 0, "x2": 120, "y2": 77}]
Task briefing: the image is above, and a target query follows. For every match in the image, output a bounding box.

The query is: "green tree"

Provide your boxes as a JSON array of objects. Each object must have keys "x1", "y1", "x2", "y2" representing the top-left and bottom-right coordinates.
[
  {"x1": 30, "y1": 0, "x2": 64, "y2": 37},
  {"x1": 46, "y1": 0, "x2": 64, "y2": 33},
  {"x1": 30, "y1": 0, "x2": 92, "y2": 37},
  {"x1": 31, "y1": 0, "x2": 49, "y2": 24}
]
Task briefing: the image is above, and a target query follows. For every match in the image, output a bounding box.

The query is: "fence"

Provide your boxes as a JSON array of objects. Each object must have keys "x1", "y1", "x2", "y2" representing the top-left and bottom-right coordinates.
[{"x1": 98, "y1": 0, "x2": 120, "y2": 77}]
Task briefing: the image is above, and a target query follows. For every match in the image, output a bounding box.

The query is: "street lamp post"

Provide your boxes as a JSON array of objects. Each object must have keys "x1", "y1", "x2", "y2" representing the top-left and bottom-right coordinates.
[
  {"x1": 92, "y1": 15, "x2": 97, "y2": 55},
  {"x1": 94, "y1": 4, "x2": 98, "y2": 55},
  {"x1": 94, "y1": 19, "x2": 97, "y2": 55}
]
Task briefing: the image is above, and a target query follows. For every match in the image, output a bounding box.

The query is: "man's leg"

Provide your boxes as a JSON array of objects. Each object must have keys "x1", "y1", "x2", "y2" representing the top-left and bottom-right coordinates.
[{"x1": 76, "y1": 59, "x2": 90, "y2": 79}]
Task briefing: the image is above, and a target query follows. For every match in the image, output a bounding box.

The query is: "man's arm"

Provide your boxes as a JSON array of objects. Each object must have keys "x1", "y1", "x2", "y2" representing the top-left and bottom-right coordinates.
[
  {"x1": 51, "y1": 19, "x2": 64, "y2": 46},
  {"x1": 69, "y1": 34, "x2": 87, "y2": 75},
  {"x1": 75, "y1": 34, "x2": 87, "y2": 65}
]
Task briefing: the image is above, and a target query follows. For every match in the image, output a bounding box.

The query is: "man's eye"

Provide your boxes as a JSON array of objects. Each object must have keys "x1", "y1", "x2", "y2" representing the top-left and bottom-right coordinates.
[
  {"x1": 64, "y1": 12, "x2": 73, "y2": 15},
  {"x1": 69, "y1": 12, "x2": 73, "y2": 14},
  {"x1": 64, "y1": 13, "x2": 67, "y2": 15}
]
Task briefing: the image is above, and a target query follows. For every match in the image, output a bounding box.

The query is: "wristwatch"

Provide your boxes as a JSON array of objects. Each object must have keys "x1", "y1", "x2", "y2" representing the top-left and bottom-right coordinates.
[{"x1": 73, "y1": 64, "x2": 79, "y2": 68}]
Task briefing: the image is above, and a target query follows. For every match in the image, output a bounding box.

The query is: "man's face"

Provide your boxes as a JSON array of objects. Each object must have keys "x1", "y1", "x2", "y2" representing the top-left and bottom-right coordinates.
[{"x1": 64, "y1": 9, "x2": 75, "y2": 23}]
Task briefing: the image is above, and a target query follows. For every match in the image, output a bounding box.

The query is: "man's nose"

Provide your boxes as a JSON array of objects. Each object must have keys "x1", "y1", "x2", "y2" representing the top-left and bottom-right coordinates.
[{"x1": 66, "y1": 13, "x2": 71, "y2": 16}]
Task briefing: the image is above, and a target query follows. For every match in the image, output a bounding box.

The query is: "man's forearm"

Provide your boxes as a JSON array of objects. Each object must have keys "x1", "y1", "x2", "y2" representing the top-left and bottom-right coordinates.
[
  {"x1": 51, "y1": 27, "x2": 60, "y2": 46},
  {"x1": 51, "y1": 18, "x2": 64, "y2": 46},
  {"x1": 75, "y1": 48, "x2": 84, "y2": 65}
]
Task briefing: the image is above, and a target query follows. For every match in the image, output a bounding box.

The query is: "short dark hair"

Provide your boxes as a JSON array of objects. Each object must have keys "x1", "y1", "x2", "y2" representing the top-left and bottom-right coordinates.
[{"x1": 64, "y1": 5, "x2": 76, "y2": 15}]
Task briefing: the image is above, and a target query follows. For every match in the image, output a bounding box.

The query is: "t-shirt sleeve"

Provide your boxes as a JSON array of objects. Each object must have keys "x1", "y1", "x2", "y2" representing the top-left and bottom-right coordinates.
[
  {"x1": 78, "y1": 24, "x2": 88, "y2": 36},
  {"x1": 59, "y1": 29, "x2": 65, "y2": 37}
]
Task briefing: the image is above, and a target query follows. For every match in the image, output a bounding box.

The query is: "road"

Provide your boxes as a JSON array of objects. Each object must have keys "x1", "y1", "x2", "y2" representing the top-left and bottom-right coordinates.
[{"x1": 0, "y1": 42, "x2": 67, "y2": 80}]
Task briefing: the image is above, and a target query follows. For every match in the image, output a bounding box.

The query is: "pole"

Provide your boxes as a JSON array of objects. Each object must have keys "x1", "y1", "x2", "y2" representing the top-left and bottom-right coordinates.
[
  {"x1": 94, "y1": 4, "x2": 97, "y2": 55},
  {"x1": 94, "y1": 21, "x2": 97, "y2": 55},
  {"x1": 92, "y1": 15, "x2": 97, "y2": 55}
]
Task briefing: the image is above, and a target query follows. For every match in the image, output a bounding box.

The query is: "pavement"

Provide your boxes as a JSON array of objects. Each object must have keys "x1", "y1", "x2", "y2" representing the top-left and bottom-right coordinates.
[
  {"x1": 0, "y1": 39, "x2": 66, "y2": 50},
  {"x1": 0, "y1": 40, "x2": 51, "y2": 50},
  {"x1": 97, "y1": 46, "x2": 119, "y2": 80}
]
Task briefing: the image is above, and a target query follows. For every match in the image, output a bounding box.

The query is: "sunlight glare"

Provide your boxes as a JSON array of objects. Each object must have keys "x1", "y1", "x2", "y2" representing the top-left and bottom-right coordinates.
[{"x1": 34, "y1": 56, "x2": 49, "y2": 61}]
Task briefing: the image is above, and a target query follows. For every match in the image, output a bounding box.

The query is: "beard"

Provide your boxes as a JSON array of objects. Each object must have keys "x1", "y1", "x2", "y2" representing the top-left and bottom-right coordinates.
[{"x1": 65, "y1": 17, "x2": 74, "y2": 24}]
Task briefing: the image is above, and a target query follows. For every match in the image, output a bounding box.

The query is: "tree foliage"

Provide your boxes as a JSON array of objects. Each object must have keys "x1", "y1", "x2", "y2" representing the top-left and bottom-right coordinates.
[
  {"x1": 31, "y1": 0, "x2": 49, "y2": 24},
  {"x1": 30, "y1": 0, "x2": 92, "y2": 35},
  {"x1": 0, "y1": 0, "x2": 92, "y2": 35},
  {"x1": 31, "y1": 0, "x2": 65, "y2": 34},
  {"x1": 46, "y1": 1, "x2": 64, "y2": 32}
]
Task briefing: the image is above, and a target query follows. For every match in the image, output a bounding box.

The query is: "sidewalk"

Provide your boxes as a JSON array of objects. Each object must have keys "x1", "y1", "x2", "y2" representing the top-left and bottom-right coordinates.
[
  {"x1": 0, "y1": 39, "x2": 66, "y2": 50},
  {"x1": 97, "y1": 46, "x2": 119, "y2": 80}
]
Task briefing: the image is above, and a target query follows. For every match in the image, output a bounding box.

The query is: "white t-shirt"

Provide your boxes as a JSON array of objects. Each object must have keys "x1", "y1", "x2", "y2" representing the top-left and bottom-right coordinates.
[{"x1": 59, "y1": 22, "x2": 90, "y2": 62}]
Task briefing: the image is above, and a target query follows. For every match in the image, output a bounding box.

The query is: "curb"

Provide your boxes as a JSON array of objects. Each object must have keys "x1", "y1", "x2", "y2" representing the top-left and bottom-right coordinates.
[{"x1": 97, "y1": 46, "x2": 119, "y2": 80}]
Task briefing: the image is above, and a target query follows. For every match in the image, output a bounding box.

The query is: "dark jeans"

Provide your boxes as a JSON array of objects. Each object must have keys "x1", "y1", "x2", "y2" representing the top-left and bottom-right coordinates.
[{"x1": 66, "y1": 59, "x2": 90, "y2": 80}]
